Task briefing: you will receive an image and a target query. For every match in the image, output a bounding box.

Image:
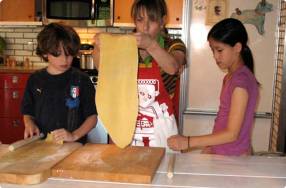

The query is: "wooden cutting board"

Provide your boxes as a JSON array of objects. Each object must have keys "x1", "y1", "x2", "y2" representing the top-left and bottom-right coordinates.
[
  {"x1": 0, "y1": 140, "x2": 81, "y2": 185},
  {"x1": 52, "y1": 144, "x2": 165, "y2": 184},
  {"x1": 0, "y1": 145, "x2": 9, "y2": 159}
]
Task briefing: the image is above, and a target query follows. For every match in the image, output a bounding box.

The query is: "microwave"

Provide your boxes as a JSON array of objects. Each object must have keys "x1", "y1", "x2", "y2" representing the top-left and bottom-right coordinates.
[{"x1": 42, "y1": 0, "x2": 113, "y2": 27}]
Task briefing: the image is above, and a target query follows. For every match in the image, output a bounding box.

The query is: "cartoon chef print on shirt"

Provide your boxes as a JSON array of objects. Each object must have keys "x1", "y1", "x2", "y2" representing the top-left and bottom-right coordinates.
[{"x1": 133, "y1": 79, "x2": 174, "y2": 147}]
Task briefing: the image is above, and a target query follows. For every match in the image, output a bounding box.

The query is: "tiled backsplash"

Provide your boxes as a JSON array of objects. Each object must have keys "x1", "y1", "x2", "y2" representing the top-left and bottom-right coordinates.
[{"x1": 0, "y1": 25, "x2": 182, "y2": 66}]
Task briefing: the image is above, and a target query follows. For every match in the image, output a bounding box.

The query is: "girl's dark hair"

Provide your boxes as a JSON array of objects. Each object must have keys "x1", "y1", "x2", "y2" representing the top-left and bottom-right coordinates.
[
  {"x1": 131, "y1": 0, "x2": 167, "y2": 22},
  {"x1": 36, "y1": 22, "x2": 80, "y2": 62},
  {"x1": 207, "y1": 18, "x2": 254, "y2": 74}
]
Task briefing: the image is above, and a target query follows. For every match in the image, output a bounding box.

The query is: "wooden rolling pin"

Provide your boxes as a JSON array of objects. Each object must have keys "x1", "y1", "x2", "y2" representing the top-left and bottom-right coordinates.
[
  {"x1": 8, "y1": 133, "x2": 44, "y2": 151},
  {"x1": 167, "y1": 154, "x2": 176, "y2": 178}
]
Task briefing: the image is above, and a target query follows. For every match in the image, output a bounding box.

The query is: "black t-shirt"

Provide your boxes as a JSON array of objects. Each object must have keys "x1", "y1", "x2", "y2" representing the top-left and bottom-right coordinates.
[{"x1": 21, "y1": 67, "x2": 97, "y2": 143}]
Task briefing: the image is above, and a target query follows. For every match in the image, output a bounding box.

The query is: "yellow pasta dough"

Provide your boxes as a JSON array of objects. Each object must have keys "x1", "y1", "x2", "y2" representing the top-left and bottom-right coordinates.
[
  {"x1": 96, "y1": 34, "x2": 138, "y2": 148},
  {"x1": 45, "y1": 133, "x2": 53, "y2": 142},
  {"x1": 45, "y1": 133, "x2": 63, "y2": 145}
]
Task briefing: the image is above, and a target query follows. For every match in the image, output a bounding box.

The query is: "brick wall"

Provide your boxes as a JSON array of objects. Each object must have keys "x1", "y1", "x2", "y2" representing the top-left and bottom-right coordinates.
[{"x1": 0, "y1": 25, "x2": 182, "y2": 66}]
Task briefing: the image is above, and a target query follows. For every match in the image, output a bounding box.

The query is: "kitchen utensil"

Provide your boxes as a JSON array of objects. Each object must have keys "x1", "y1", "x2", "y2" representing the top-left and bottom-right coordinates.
[
  {"x1": 79, "y1": 44, "x2": 95, "y2": 70},
  {"x1": 8, "y1": 133, "x2": 44, "y2": 151},
  {"x1": 79, "y1": 51, "x2": 95, "y2": 69},
  {"x1": 52, "y1": 143, "x2": 165, "y2": 184},
  {"x1": 0, "y1": 140, "x2": 81, "y2": 184},
  {"x1": 167, "y1": 154, "x2": 176, "y2": 178},
  {"x1": 80, "y1": 43, "x2": 94, "y2": 50}
]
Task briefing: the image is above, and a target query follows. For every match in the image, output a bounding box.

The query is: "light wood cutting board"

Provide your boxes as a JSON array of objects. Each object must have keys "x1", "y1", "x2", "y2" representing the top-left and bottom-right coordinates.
[
  {"x1": 52, "y1": 143, "x2": 165, "y2": 184},
  {"x1": 0, "y1": 140, "x2": 81, "y2": 185},
  {"x1": 0, "y1": 145, "x2": 9, "y2": 159}
]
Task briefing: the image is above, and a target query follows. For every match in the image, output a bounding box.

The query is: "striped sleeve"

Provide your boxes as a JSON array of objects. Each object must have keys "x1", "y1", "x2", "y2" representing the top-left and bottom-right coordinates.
[{"x1": 160, "y1": 37, "x2": 186, "y2": 97}]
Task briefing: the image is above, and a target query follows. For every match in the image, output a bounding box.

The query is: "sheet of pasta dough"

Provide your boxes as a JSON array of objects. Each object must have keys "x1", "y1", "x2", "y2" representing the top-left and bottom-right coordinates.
[{"x1": 96, "y1": 34, "x2": 138, "y2": 148}]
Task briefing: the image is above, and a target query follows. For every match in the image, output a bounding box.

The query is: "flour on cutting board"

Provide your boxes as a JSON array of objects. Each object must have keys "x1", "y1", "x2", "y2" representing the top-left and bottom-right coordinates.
[
  {"x1": 0, "y1": 146, "x2": 58, "y2": 170},
  {"x1": 0, "y1": 162, "x2": 10, "y2": 169},
  {"x1": 0, "y1": 142, "x2": 81, "y2": 172},
  {"x1": 38, "y1": 146, "x2": 75, "y2": 162},
  {"x1": 51, "y1": 144, "x2": 165, "y2": 184},
  {"x1": 72, "y1": 150, "x2": 109, "y2": 167}
]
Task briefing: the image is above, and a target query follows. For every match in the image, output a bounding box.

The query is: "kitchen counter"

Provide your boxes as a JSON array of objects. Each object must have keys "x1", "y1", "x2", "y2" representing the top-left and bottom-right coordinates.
[
  {"x1": 0, "y1": 22, "x2": 42, "y2": 26},
  {"x1": 1, "y1": 152, "x2": 286, "y2": 188},
  {"x1": 0, "y1": 65, "x2": 46, "y2": 73}
]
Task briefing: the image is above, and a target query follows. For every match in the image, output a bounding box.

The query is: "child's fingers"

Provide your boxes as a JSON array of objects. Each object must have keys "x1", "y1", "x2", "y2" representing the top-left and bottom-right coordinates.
[
  {"x1": 167, "y1": 135, "x2": 184, "y2": 151},
  {"x1": 24, "y1": 130, "x2": 29, "y2": 139},
  {"x1": 133, "y1": 32, "x2": 141, "y2": 40},
  {"x1": 93, "y1": 32, "x2": 103, "y2": 46},
  {"x1": 52, "y1": 133, "x2": 63, "y2": 144},
  {"x1": 24, "y1": 127, "x2": 35, "y2": 139},
  {"x1": 52, "y1": 129, "x2": 73, "y2": 143},
  {"x1": 35, "y1": 127, "x2": 40, "y2": 136}
]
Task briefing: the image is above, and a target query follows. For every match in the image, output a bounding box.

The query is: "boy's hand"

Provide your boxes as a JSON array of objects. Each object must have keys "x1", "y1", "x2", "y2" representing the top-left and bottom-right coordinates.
[
  {"x1": 24, "y1": 122, "x2": 40, "y2": 139},
  {"x1": 52, "y1": 128, "x2": 78, "y2": 143}
]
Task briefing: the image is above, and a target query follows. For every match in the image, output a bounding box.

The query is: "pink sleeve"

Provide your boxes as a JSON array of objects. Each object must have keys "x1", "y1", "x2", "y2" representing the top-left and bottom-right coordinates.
[{"x1": 230, "y1": 72, "x2": 250, "y2": 93}]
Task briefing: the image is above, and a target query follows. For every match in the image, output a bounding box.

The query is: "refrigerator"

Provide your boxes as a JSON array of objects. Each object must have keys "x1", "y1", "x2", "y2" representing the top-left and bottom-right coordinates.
[{"x1": 181, "y1": 0, "x2": 278, "y2": 152}]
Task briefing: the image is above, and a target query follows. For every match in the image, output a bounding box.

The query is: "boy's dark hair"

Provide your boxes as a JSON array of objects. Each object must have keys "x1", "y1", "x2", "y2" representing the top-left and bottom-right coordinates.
[
  {"x1": 131, "y1": 0, "x2": 167, "y2": 23},
  {"x1": 207, "y1": 18, "x2": 254, "y2": 74},
  {"x1": 36, "y1": 22, "x2": 80, "y2": 62}
]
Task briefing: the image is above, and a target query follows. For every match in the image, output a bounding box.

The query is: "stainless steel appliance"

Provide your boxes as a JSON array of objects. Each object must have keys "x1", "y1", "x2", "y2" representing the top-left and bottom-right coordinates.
[
  {"x1": 81, "y1": 69, "x2": 98, "y2": 85},
  {"x1": 42, "y1": 0, "x2": 113, "y2": 27},
  {"x1": 79, "y1": 44, "x2": 95, "y2": 70},
  {"x1": 80, "y1": 53, "x2": 95, "y2": 69}
]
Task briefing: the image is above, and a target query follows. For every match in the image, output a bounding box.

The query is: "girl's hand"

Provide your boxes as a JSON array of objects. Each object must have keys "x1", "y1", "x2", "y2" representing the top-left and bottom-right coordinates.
[
  {"x1": 24, "y1": 122, "x2": 40, "y2": 139},
  {"x1": 139, "y1": 49, "x2": 149, "y2": 60},
  {"x1": 201, "y1": 146, "x2": 213, "y2": 154},
  {"x1": 92, "y1": 33, "x2": 103, "y2": 69},
  {"x1": 134, "y1": 32, "x2": 155, "y2": 50},
  {"x1": 52, "y1": 129, "x2": 77, "y2": 143},
  {"x1": 167, "y1": 135, "x2": 189, "y2": 151},
  {"x1": 92, "y1": 33, "x2": 102, "y2": 49}
]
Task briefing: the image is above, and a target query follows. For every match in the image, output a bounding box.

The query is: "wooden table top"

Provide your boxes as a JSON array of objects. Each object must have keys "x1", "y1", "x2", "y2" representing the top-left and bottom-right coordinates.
[{"x1": 1, "y1": 152, "x2": 286, "y2": 188}]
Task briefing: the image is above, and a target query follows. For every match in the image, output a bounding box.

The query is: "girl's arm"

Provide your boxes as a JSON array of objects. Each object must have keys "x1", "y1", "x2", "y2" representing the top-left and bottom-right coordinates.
[
  {"x1": 168, "y1": 87, "x2": 249, "y2": 150},
  {"x1": 146, "y1": 39, "x2": 185, "y2": 75},
  {"x1": 135, "y1": 32, "x2": 185, "y2": 75},
  {"x1": 92, "y1": 33, "x2": 101, "y2": 69}
]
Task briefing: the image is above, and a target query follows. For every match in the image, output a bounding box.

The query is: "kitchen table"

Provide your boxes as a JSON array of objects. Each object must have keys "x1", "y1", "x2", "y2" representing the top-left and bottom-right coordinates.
[{"x1": 1, "y1": 153, "x2": 286, "y2": 188}]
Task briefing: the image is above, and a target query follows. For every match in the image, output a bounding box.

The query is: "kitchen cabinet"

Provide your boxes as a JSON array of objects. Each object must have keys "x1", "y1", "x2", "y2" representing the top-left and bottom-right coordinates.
[
  {"x1": 0, "y1": 0, "x2": 35, "y2": 21},
  {"x1": 0, "y1": 72, "x2": 30, "y2": 144},
  {"x1": 113, "y1": 0, "x2": 183, "y2": 28},
  {"x1": 165, "y1": 0, "x2": 183, "y2": 28},
  {"x1": 113, "y1": 0, "x2": 135, "y2": 27}
]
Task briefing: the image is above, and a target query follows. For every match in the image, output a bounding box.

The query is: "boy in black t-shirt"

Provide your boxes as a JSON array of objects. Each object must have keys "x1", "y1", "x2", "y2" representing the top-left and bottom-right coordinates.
[{"x1": 21, "y1": 23, "x2": 97, "y2": 144}]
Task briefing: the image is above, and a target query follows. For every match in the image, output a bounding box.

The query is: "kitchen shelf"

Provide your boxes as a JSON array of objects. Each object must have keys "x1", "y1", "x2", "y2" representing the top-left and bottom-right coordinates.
[{"x1": 0, "y1": 21, "x2": 42, "y2": 27}]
